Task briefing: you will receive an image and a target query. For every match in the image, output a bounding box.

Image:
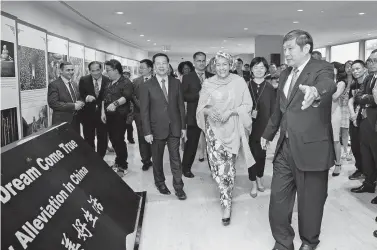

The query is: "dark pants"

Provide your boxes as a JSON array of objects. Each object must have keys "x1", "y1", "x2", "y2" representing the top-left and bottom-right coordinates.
[
  {"x1": 152, "y1": 132, "x2": 184, "y2": 191},
  {"x1": 125, "y1": 123, "x2": 134, "y2": 141},
  {"x1": 134, "y1": 113, "x2": 152, "y2": 165},
  {"x1": 82, "y1": 111, "x2": 108, "y2": 158},
  {"x1": 270, "y1": 138, "x2": 328, "y2": 250},
  {"x1": 70, "y1": 115, "x2": 81, "y2": 135},
  {"x1": 182, "y1": 125, "x2": 202, "y2": 172},
  {"x1": 349, "y1": 121, "x2": 362, "y2": 172},
  {"x1": 248, "y1": 138, "x2": 267, "y2": 181},
  {"x1": 106, "y1": 113, "x2": 128, "y2": 168},
  {"x1": 360, "y1": 119, "x2": 377, "y2": 187}
]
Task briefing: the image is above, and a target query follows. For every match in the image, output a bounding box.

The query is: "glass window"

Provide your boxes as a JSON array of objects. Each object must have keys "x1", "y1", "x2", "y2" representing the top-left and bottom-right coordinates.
[
  {"x1": 365, "y1": 39, "x2": 377, "y2": 58},
  {"x1": 331, "y1": 42, "x2": 359, "y2": 63},
  {"x1": 314, "y1": 47, "x2": 326, "y2": 60}
]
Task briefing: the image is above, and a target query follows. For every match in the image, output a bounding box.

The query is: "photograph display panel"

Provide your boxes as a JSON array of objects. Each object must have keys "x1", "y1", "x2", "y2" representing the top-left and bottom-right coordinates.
[
  {"x1": 47, "y1": 35, "x2": 68, "y2": 84},
  {"x1": 69, "y1": 42, "x2": 84, "y2": 85},
  {"x1": 84, "y1": 47, "x2": 96, "y2": 75},
  {"x1": 17, "y1": 24, "x2": 48, "y2": 137},
  {"x1": 1, "y1": 107, "x2": 19, "y2": 147}
]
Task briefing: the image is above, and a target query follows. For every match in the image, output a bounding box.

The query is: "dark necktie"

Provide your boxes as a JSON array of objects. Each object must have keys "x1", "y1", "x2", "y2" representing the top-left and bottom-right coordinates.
[
  {"x1": 370, "y1": 75, "x2": 376, "y2": 90},
  {"x1": 68, "y1": 80, "x2": 77, "y2": 102},
  {"x1": 161, "y1": 78, "x2": 168, "y2": 101},
  {"x1": 94, "y1": 79, "x2": 100, "y2": 97},
  {"x1": 144, "y1": 77, "x2": 149, "y2": 82},
  {"x1": 287, "y1": 68, "x2": 300, "y2": 99},
  {"x1": 198, "y1": 73, "x2": 204, "y2": 84}
]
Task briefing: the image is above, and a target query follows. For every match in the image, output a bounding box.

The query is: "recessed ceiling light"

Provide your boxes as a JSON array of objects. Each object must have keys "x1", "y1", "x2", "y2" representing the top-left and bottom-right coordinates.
[
  {"x1": 237, "y1": 44, "x2": 242, "y2": 46},
  {"x1": 115, "y1": 11, "x2": 124, "y2": 15},
  {"x1": 297, "y1": 9, "x2": 303, "y2": 12},
  {"x1": 223, "y1": 40, "x2": 227, "y2": 42},
  {"x1": 147, "y1": 40, "x2": 151, "y2": 41},
  {"x1": 328, "y1": 42, "x2": 333, "y2": 43},
  {"x1": 244, "y1": 28, "x2": 248, "y2": 30},
  {"x1": 126, "y1": 22, "x2": 132, "y2": 25},
  {"x1": 359, "y1": 12, "x2": 365, "y2": 15},
  {"x1": 153, "y1": 43, "x2": 157, "y2": 45},
  {"x1": 368, "y1": 33, "x2": 372, "y2": 36},
  {"x1": 293, "y1": 21, "x2": 299, "y2": 24},
  {"x1": 321, "y1": 10, "x2": 324, "y2": 13},
  {"x1": 140, "y1": 34, "x2": 144, "y2": 37},
  {"x1": 221, "y1": 47, "x2": 224, "y2": 49}
]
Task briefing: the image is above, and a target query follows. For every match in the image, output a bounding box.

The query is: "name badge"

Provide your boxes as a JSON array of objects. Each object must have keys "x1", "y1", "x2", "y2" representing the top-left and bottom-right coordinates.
[{"x1": 251, "y1": 110, "x2": 258, "y2": 119}]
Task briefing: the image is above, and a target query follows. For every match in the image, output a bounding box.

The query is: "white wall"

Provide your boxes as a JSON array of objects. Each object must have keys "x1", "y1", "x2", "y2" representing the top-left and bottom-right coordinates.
[
  {"x1": 1, "y1": 1, "x2": 148, "y2": 61},
  {"x1": 255, "y1": 35, "x2": 284, "y2": 64}
]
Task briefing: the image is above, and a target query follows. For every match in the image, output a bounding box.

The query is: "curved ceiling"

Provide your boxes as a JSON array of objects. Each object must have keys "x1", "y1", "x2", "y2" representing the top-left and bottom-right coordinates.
[{"x1": 46, "y1": 1, "x2": 377, "y2": 56}]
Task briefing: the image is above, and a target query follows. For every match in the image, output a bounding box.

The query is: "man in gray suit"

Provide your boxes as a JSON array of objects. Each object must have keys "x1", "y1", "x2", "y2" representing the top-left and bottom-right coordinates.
[
  {"x1": 261, "y1": 30, "x2": 336, "y2": 250},
  {"x1": 48, "y1": 61, "x2": 84, "y2": 133},
  {"x1": 140, "y1": 53, "x2": 187, "y2": 200},
  {"x1": 132, "y1": 59, "x2": 153, "y2": 171}
]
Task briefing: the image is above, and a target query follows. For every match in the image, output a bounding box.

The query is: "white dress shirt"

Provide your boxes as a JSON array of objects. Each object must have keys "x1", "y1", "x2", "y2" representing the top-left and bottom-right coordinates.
[
  {"x1": 156, "y1": 74, "x2": 168, "y2": 95},
  {"x1": 61, "y1": 76, "x2": 76, "y2": 101},
  {"x1": 283, "y1": 57, "x2": 311, "y2": 97}
]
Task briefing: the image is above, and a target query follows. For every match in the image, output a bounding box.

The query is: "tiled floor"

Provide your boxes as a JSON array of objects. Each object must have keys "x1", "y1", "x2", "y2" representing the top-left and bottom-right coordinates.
[{"x1": 104, "y1": 136, "x2": 377, "y2": 250}]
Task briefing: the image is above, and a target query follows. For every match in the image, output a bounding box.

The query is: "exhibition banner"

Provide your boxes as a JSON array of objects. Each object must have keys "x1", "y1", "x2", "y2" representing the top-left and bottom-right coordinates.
[{"x1": 1, "y1": 123, "x2": 143, "y2": 250}]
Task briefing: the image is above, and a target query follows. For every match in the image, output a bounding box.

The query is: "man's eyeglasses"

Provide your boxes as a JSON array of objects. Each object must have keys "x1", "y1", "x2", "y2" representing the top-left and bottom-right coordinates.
[{"x1": 366, "y1": 58, "x2": 377, "y2": 64}]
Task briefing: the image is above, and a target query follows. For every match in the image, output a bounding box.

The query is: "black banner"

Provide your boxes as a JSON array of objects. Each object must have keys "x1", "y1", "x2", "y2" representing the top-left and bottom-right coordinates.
[{"x1": 1, "y1": 123, "x2": 143, "y2": 250}]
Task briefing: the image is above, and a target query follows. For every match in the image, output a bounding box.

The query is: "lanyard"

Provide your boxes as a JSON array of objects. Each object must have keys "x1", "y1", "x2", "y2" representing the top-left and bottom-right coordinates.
[{"x1": 249, "y1": 80, "x2": 267, "y2": 110}]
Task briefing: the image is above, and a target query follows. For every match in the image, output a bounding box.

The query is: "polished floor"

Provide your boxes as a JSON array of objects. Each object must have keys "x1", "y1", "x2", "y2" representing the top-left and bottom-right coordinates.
[{"x1": 103, "y1": 133, "x2": 377, "y2": 250}]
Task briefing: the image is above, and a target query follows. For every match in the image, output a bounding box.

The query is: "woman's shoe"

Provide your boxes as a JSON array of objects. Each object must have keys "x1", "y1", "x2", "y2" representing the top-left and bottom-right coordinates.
[
  {"x1": 222, "y1": 208, "x2": 231, "y2": 226},
  {"x1": 256, "y1": 177, "x2": 265, "y2": 192},
  {"x1": 332, "y1": 164, "x2": 341, "y2": 177}
]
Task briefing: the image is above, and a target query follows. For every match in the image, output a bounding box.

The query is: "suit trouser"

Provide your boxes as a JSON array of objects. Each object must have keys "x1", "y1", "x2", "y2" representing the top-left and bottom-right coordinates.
[
  {"x1": 360, "y1": 119, "x2": 377, "y2": 187},
  {"x1": 134, "y1": 112, "x2": 152, "y2": 165},
  {"x1": 106, "y1": 113, "x2": 128, "y2": 168},
  {"x1": 125, "y1": 123, "x2": 134, "y2": 141},
  {"x1": 248, "y1": 137, "x2": 267, "y2": 181},
  {"x1": 349, "y1": 121, "x2": 362, "y2": 172},
  {"x1": 269, "y1": 138, "x2": 328, "y2": 250},
  {"x1": 182, "y1": 125, "x2": 202, "y2": 172},
  {"x1": 70, "y1": 115, "x2": 81, "y2": 135},
  {"x1": 152, "y1": 132, "x2": 184, "y2": 191},
  {"x1": 82, "y1": 111, "x2": 108, "y2": 158}
]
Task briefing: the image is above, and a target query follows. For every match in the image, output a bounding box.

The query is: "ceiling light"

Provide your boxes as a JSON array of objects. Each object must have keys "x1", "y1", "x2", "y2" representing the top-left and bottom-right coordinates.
[
  {"x1": 115, "y1": 11, "x2": 124, "y2": 15},
  {"x1": 147, "y1": 40, "x2": 151, "y2": 41},
  {"x1": 328, "y1": 42, "x2": 332, "y2": 44},
  {"x1": 293, "y1": 21, "x2": 299, "y2": 24},
  {"x1": 321, "y1": 10, "x2": 324, "y2": 13},
  {"x1": 153, "y1": 43, "x2": 157, "y2": 45},
  {"x1": 140, "y1": 34, "x2": 144, "y2": 37},
  {"x1": 244, "y1": 28, "x2": 248, "y2": 30},
  {"x1": 297, "y1": 9, "x2": 303, "y2": 12},
  {"x1": 368, "y1": 33, "x2": 372, "y2": 36},
  {"x1": 237, "y1": 44, "x2": 242, "y2": 46},
  {"x1": 221, "y1": 47, "x2": 224, "y2": 49},
  {"x1": 223, "y1": 40, "x2": 227, "y2": 42},
  {"x1": 359, "y1": 12, "x2": 365, "y2": 15},
  {"x1": 126, "y1": 22, "x2": 132, "y2": 25}
]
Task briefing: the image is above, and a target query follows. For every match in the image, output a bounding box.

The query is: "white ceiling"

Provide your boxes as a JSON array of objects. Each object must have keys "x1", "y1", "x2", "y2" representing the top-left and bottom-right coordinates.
[{"x1": 44, "y1": 1, "x2": 377, "y2": 57}]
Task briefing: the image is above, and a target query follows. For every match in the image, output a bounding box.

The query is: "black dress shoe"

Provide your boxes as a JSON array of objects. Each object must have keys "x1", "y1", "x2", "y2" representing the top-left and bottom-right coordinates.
[
  {"x1": 349, "y1": 170, "x2": 363, "y2": 180},
  {"x1": 175, "y1": 189, "x2": 187, "y2": 200},
  {"x1": 199, "y1": 158, "x2": 204, "y2": 162},
  {"x1": 128, "y1": 139, "x2": 135, "y2": 144},
  {"x1": 351, "y1": 184, "x2": 375, "y2": 193},
  {"x1": 222, "y1": 217, "x2": 230, "y2": 226},
  {"x1": 142, "y1": 164, "x2": 150, "y2": 171},
  {"x1": 183, "y1": 171, "x2": 194, "y2": 178},
  {"x1": 157, "y1": 185, "x2": 171, "y2": 195},
  {"x1": 299, "y1": 243, "x2": 316, "y2": 250},
  {"x1": 374, "y1": 230, "x2": 377, "y2": 238},
  {"x1": 371, "y1": 196, "x2": 377, "y2": 204}
]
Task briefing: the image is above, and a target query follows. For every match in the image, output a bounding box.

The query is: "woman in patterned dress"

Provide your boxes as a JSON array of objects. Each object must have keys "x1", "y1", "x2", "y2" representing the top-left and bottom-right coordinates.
[{"x1": 196, "y1": 51, "x2": 255, "y2": 226}]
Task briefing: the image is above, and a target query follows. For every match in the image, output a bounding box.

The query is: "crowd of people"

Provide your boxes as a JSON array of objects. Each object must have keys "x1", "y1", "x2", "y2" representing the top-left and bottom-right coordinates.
[{"x1": 47, "y1": 29, "x2": 377, "y2": 250}]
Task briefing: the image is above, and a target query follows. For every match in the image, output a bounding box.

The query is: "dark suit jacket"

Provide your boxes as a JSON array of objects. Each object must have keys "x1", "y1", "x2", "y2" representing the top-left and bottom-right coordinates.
[
  {"x1": 132, "y1": 75, "x2": 147, "y2": 114},
  {"x1": 79, "y1": 74, "x2": 110, "y2": 119},
  {"x1": 140, "y1": 76, "x2": 186, "y2": 140},
  {"x1": 249, "y1": 80, "x2": 276, "y2": 139},
  {"x1": 262, "y1": 58, "x2": 336, "y2": 171},
  {"x1": 354, "y1": 74, "x2": 377, "y2": 129},
  {"x1": 182, "y1": 71, "x2": 214, "y2": 126},
  {"x1": 48, "y1": 77, "x2": 81, "y2": 125}
]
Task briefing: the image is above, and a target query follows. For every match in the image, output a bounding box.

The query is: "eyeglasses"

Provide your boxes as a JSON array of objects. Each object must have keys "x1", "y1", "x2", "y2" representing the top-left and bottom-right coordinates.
[{"x1": 366, "y1": 58, "x2": 377, "y2": 64}]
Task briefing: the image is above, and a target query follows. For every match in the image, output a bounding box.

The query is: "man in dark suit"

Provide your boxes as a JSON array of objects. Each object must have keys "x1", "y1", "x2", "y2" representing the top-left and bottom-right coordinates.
[
  {"x1": 79, "y1": 61, "x2": 110, "y2": 158},
  {"x1": 140, "y1": 53, "x2": 187, "y2": 200},
  {"x1": 352, "y1": 49, "x2": 377, "y2": 204},
  {"x1": 48, "y1": 61, "x2": 84, "y2": 133},
  {"x1": 181, "y1": 52, "x2": 214, "y2": 178},
  {"x1": 261, "y1": 30, "x2": 336, "y2": 250},
  {"x1": 132, "y1": 59, "x2": 153, "y2": 171}
]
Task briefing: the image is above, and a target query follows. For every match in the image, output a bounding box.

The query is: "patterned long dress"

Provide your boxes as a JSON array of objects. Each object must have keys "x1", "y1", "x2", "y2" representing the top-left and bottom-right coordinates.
[{"x1": 204, "y1": 117, "x2": 236, "y2": 209}]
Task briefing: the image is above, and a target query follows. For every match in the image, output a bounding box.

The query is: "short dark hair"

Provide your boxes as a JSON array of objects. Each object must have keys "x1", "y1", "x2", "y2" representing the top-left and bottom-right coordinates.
[
  {"x1": 351, "y1": 60, "x2": 366, "y2": 68},
  {"x1": 193, "y1": 52, "x2": 206, "y2": 60},
  {"x1": 271, "y1": 76, "x2": 279, "y2": 80},
  {"x1": 244, "y1": 64, "x2": 250, "y2": 67},
  {"x1": 59, "y1": 61, "x2": 72, "y2": 70},
  {"x1": 88, "y1": 61, "x2": 102, "y2": 71},
  {"x1": 283, "y1": 29, "x2": 314, "y2": 53},
  {"x1": 140, "y1": 59, "x2": 153, "y2": 69},
  {"x1": 250, "y1": 57, "x2": 269, "y2": 75},
  {"x1": 178, "y1": 61, "x2": 195, "y2": 75},
  {"x1": 152, "y1": 53, "x2": 169, "y2": 64},
  {"x1": 236, "y1": 58, "x2": 243, "y2": 64},
  {"x1": 331, "y1": 61, "x2": 346, "y2": 82},
  {"x1": 105, "y1": 59, "x2": 123, "y2": 75},
  {"x1": 312, "y1": 51, "x2": 322, "y2": 57},
  {"x1": 371, "y1": 49, "x2": 377, "y2": 54},
  {"x1": 270, "y1": 63, "x2": 277, "y2": 67}
]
